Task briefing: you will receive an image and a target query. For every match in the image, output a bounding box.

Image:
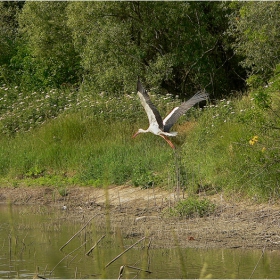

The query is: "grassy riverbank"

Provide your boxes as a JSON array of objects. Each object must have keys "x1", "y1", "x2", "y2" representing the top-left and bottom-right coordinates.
[{"x1": 0, "y1": 82, "x2": 279, "y2": 200}]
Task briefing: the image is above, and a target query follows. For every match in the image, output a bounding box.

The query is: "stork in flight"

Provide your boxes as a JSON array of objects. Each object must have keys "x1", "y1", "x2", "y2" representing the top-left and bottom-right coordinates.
[{"x1": 133, "y1": 80, "x2": 208, "y2": 149}]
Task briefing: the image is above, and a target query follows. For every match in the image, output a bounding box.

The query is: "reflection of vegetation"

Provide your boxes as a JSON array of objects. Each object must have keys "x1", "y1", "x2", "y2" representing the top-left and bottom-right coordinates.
[
  {"x1": 2, "y1": 204, "x2": 280, "y2": 278},
  {"x1": 199, "y1": 263, "x2": 212, "y2": 279}
]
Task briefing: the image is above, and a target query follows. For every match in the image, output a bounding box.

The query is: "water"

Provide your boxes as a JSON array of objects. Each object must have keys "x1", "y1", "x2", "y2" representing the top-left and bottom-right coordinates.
[{"x1": 0, "y1": 203, "x2": 280, "y2": 279}]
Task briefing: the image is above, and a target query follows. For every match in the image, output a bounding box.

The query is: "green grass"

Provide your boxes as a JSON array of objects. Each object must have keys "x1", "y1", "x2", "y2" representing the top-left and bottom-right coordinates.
[
  {"x1": 181, "y1": 92, "x2": 280, "y2": 200},
  {"x1": 0, "y1": 81, "x2": 279, "y2": 200},
  {"x1": 0, "y1": 110, "x2": 174, "y2": 188},
  {"x1": 167, "y1": 196, "x2": 216, "y2": 218}
]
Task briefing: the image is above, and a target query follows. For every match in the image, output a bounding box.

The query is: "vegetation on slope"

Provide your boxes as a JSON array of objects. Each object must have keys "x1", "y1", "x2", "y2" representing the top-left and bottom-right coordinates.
[
  {"x1": 0, "y1": 2, "x2": 279, "y2": 200},
  {"x1": 0, "y1": 72, "x2": 279, "y2": 200},
  {"x1": 182, "y1": 82, "x2": 280, "y2": 199}
]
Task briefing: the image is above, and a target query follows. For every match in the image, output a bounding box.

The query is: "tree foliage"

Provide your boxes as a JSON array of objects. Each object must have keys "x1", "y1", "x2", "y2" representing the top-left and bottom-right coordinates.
[
  {"x1": 0, "y1": 1, "x2": 279, "y2": 98},
  {"x1": 229, "y1": 2, "x2": 280, "y2": 86},
  {"x1": 67, "y1": 2, "x2": 243, "y2": 97},
  {"x1": 14, "y1": 2, "x2": 80, "y2": 89},
  {"x1": 0, "y1": 2, "x2": 23, "y2": 83}
]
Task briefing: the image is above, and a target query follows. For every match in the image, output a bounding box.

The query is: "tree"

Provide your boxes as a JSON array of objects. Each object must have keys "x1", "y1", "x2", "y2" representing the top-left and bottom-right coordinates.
[
  {"x1": 0, "y1": 1, "x2": 23, "y2": 84},
  {"x1": 229, "y1": 2, "x2": 280, "y2": 86},
  {"x1": 67, "y1": 2, "x2": 142, "y2": 94},
  {"x1": 15, "y1": 2, "x2": 80, "y2": 89},
  {"x1": 67, "y1": 2, "x2": 245, "y2": 97},
  {"x1": 1, "y1": 2, "x2": 248, "y2": 96}
]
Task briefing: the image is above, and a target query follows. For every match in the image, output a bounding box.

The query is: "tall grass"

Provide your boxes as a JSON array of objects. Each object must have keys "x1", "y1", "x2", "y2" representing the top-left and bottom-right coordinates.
[
  {"x1": 181, "y1": 91, "x2": 280, "y2": 200},
  {"x1": 0, "y1": 86, "x2": 176, "y2": 188},
  {"x1": 0, "y1": 81, "x2": 279, "y2": 199}
]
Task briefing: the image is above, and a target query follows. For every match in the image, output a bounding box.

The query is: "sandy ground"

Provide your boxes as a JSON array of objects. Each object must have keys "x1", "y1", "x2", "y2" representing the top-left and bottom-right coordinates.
[{"x1": 1, "y1": 185, "x2": 280, "y2": 250}]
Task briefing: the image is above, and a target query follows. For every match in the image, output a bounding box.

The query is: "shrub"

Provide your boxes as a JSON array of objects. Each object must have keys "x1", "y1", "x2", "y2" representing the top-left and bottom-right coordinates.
[{"x1": 170, "y1": 197, "x2": 216, "y2": 218}]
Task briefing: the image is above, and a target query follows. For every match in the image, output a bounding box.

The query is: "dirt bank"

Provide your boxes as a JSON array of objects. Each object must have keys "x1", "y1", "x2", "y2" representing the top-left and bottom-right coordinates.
[{"x1": 1, "y1": 185, "x2": 280, "y2": 250}]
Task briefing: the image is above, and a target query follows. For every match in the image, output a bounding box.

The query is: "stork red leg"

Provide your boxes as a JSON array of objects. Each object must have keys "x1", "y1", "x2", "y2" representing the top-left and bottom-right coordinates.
[{"x1": 160, "y1": 135, "x2": 175, "y2": 149}]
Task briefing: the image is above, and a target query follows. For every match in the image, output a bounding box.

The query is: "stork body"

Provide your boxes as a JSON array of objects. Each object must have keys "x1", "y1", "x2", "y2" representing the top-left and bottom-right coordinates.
[{"x1": 133, "y1": 80, "x2": 208, "y2": 149}]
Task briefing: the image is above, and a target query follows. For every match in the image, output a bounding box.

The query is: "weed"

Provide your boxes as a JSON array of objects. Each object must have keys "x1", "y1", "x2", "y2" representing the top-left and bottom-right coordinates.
[
  {"x1": 169, "y1": 197, "x2": 216, "y2": 218},
  {"x1": 57, "y1": 186, "x2": 68, "y2": 197},
  {"x1": 25, "y1": 166, "x2": 45, "y2": 178}
]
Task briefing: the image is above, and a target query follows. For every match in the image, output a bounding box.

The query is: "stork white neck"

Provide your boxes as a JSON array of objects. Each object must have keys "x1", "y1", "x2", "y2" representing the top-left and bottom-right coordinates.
[
  {"x1": 132, "y1": 128, "x2": 149, "y2": 138},
  {"x1": 132, "y1": 127, "x2": 176, "y2": 149}
]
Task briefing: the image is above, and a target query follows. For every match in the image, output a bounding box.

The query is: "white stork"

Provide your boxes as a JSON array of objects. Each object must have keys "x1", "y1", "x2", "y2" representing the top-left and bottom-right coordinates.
[{"x1": 133, "y1": 80, "x2": 208, "y2": 149}]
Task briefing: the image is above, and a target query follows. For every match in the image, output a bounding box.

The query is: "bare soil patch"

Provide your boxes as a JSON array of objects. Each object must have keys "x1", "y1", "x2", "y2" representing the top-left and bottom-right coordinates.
[{"x1": 1, "y1": 185, "x2": 280, "y2": 250}]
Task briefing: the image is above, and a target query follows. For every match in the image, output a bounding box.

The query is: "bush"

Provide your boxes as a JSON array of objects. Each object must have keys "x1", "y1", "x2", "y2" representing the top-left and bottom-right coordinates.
[
  {"x1": 229, "y1": 2, "x2": 280, "y2": 84},
  {"x1": 181, "y1": 83, "x2": 280, "y2": 199},
  {"x1": 170, "y1": 197, "x2": 216, "y2": 218}
]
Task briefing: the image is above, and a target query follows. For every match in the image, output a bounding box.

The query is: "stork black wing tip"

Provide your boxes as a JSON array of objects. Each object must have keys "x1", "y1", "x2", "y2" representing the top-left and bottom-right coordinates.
[
  {"x1": 137, "y1": 79, "x2": 144, "y2": 94},
  {"x1": 194, "y1": 90, "x2": 209, "y2": 100}
]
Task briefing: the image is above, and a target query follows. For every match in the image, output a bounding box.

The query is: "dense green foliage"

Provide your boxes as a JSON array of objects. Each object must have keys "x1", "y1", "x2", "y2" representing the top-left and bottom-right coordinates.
[
  {"x1": 228, "y1": 2, "x2": 280, "y2": 85},
  {"x1": 167, "y1": 197, "x2": 216, "y2": 218},
  {"x1": 16, "y1": 2, "x2": 80, "y2": 89},
  {"x1": 0, "y1": 2, "x2": 279, "y2": 201},
  {"x1": 1, "y1": 2, "x2": 279, "y2": 95},
  {"x1": 0, "y1": 1, "x2": 246, "y2": 96},
  {"x1": 66, "y1": 2, "x2": 243, "y2": 97}
]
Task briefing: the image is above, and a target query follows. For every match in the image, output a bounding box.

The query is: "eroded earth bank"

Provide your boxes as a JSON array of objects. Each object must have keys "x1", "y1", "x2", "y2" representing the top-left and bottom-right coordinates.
[{"x1": 1, "y1": 186, "x2": 280, "y2": 250}]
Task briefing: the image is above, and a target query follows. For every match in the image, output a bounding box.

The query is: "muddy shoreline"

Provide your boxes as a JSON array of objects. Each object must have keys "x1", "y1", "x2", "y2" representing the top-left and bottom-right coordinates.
[{"x1": 1, "y1": 186, "x2": 280, "y2": 250}]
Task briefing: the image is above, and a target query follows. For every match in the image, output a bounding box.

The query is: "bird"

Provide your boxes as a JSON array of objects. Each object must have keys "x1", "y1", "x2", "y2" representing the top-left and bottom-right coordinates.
[{"x1": 133, "y1": 80, "x2": 208, "y2": 149}]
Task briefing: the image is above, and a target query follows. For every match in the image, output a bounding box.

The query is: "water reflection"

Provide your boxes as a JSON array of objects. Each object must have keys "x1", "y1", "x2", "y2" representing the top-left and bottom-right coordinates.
[{"x1": 0, "y1": 204, "x2": 279, "y2": 279}]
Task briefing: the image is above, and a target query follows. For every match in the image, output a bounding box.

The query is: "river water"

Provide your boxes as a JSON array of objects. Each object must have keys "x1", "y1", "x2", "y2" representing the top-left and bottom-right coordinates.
[{"x1": 0, "y1": 204, "x2": 280, "y2": 279}]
